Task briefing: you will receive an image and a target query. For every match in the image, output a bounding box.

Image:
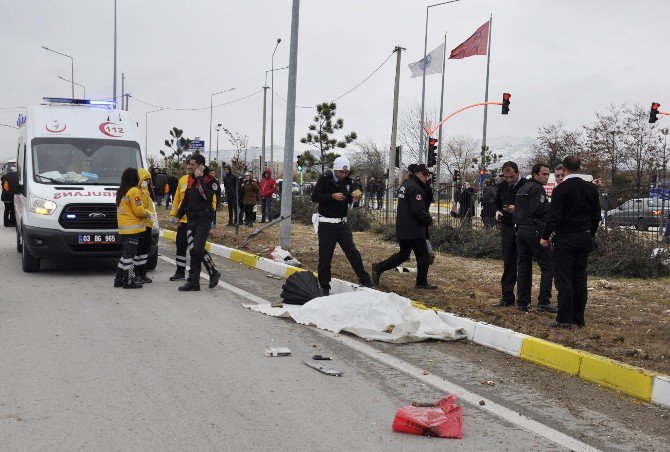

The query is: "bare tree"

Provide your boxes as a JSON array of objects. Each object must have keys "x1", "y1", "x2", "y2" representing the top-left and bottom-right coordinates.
[
  {"x1": 349, "y1": 140, "x2": 388, "y2": 180},
  {"x1": 530, "y1": 122, "x2": 583, "y2": 169},
  {"x1": 622, "y1": 104, "x2": 658, "y2": 189},
  {"x1": 583, "y1": 104, "x2": 626, "y2": 184},
  {"x1": 397, "y1": 102, "x2": 442, "y2": 163},
  {"x1": 441, "y1": 135, "x2": 479, "y2": 182}
]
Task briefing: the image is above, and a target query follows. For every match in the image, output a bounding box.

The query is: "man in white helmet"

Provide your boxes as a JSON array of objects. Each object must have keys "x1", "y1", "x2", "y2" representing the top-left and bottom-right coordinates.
[{"x1": 310, "y1": 156, "x2": 373, "y2": 295}]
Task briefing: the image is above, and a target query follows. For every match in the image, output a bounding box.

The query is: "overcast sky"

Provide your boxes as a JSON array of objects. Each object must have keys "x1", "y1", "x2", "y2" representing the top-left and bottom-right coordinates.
[{"x1": 1, "y1": 0, "x2": 669, "y2": 161}]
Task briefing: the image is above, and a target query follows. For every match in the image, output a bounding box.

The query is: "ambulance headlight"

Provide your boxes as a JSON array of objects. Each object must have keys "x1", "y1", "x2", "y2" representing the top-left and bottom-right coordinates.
[{"x1": 30, "y1": 195, "x2": 57, "y2": 215}]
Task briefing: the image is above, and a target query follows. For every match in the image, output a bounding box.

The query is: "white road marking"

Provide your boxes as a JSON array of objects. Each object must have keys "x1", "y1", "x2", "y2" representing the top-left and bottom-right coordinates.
[{"x1": 158, "y1": 254, "x2": 599, "y2": 452}]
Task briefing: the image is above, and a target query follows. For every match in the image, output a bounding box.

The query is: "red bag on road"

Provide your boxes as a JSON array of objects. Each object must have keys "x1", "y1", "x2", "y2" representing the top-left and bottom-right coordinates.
[{"x1": 392, "y1": 395, "x2": 462, "y2": 439}]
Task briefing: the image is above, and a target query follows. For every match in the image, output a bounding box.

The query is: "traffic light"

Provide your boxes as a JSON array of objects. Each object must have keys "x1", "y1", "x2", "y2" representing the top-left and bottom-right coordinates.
[
  {"x1": 502, "y1": 93, "x2": 511, "y2": 115},
  {"x1": 296, "y1": 155, "x2": 304, "y2": 172},
  {"x1": 395, "y1": 146, "x2": 401, "y2": 168},
  {"x1": 427, "y1": 138, "x2": 438, "y2": 168},
  {"x1": 650, "y1": 102, "x2": 660, "y2": 123},
  {"x1": 452, "y1": 169, "x2": 460, "y2": 182}
]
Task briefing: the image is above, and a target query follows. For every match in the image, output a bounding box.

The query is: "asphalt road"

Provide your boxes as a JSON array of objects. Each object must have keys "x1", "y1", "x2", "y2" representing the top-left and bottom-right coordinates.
[{"x1": 0, "y1": 216, "x2": 668, "y2": 450}]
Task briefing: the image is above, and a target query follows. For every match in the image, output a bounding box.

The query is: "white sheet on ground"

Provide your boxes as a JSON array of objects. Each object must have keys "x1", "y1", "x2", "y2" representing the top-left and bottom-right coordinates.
[{"x1": 245, "y1": 291, "x2": 467, "y2": 343}]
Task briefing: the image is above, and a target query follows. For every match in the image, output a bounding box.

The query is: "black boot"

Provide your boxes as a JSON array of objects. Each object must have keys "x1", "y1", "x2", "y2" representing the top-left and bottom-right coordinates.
[
  {"x1": 114, "y1": 267, "x2": 124, "y2": 288},
  {"x1": 135, "y1": 265, "x2": 152, "y2": 284},
  {"x1": 178, "y1": 279, "x2": 200, "y2": 291},
  {"x1": 203, "y1": 254, "x2": 220, "y2": 288},
  {"x1": 123, "y1": 270, "x2": 143, "y2": 289},
  {"x1": 170, "y1": 269, "x2": 186, "y2": 281}
]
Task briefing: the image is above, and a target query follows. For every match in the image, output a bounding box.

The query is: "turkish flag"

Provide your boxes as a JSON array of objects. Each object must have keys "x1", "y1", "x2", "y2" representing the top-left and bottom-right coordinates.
[{"x1": 449, "y1": 20, "x2": 489, "y2": 60}]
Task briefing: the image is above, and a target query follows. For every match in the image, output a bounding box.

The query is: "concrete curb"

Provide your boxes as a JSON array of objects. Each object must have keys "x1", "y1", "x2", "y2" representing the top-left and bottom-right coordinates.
[{"x1": 158, "y1": 230, "x2": 670, "y2": 410}]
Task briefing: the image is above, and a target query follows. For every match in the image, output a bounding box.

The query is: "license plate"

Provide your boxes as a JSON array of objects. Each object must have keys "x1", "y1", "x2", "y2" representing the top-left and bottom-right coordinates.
[{"x1": 78, "y1": 234, "x2": 117, "y2": 244}]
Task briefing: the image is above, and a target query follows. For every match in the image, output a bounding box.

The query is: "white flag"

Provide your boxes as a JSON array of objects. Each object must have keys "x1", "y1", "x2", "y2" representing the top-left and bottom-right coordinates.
[{"x1": 408, "y1": 43, "x2": 445, "y2": 78}]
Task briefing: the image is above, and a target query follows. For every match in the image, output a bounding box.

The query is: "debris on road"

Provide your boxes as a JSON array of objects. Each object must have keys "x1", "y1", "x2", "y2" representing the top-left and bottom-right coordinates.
[
  {"x1": 271, "y1": 246, "x2": 301, "y2": 267},
  {"x1": 312, "y1": 355, "x2": 332, "y2": 360},
  {"x1": 481, "y1": 380, "x2": 496, "y2": 386},
  {"x1": 270, "y1": 301, "x2": 284, "y2": 308},
  {"x1": 392, "y1": 395, "x2": 462, "y2": 439},
  {"x1": 303, "y1": 361, "x2": 343, "y2": 376},
  {"x1": 265, "y1": 347, "x2": 292, "y2": 357},
  {"x1": 395, "y1": 267, "x2": 417, "y2": 273}
]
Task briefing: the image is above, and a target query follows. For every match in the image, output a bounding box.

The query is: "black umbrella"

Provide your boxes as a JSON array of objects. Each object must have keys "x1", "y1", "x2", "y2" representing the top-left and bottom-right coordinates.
[{"x1": 281, "y1": 271, "x2": 323, "y2": 305}]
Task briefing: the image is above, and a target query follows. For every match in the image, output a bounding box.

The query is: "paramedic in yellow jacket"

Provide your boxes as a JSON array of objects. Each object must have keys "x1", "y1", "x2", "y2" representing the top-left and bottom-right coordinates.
[
  {"x1": 115, "y1": 168, "x2": 149, "y2": 289},
  {"x1": 168, "y1": 157, "x2": 218, "y2": 281},
  {"x1": 133, "y1": 168, "x2": 157, "y2": 284}
]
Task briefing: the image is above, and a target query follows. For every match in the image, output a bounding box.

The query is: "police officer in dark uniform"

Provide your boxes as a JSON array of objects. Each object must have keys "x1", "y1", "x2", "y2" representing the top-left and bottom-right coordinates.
[
  {"x1": 371, "y1": 164, "x2": 436, "y2": 289},
  {"x1": 514, "y1": 163, "x2": 558, "y2": 313},
  {"x1": 493, "y1": 161, "x2": 528, "y2": 307},
  {"x1": 311, "y1": 156, "x2": 373, "y2": 295},
  {"x1": 176, "y1": 153, "x2": 221, "y2": 291},
  {"x1": 541, "y1": 156, "x2": 601, "y2": 328}
]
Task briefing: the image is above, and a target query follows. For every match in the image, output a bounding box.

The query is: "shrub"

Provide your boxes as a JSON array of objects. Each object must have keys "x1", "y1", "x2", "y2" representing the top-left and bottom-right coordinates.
[
  {"x1": 371, "y1": 222, "x2": 396, "y2": 241},
  {"x1": 430, "y1": 225, "x2": 502, "y2": 259},
  {"x1": 271, "y1": 193, "x2": 315, "y2": 225},
  {"x1": 589, "y1": 229, "x2": 670, "y2": 278},
  {"x1": 348, "y1": 207, "x2": 374, "y2": 232}
]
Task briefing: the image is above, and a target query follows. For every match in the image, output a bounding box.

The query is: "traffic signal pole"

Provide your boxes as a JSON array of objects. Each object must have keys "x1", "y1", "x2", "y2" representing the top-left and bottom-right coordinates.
[
  {"x1": 436, "y1": 32, "x2": 447, "y2": 225},
  {"x1": 423, "y1": 101, "x2": 504, "y2": 137},
  {"x1": 387, "y1": 46, "x2": 404, "y2": 223}
]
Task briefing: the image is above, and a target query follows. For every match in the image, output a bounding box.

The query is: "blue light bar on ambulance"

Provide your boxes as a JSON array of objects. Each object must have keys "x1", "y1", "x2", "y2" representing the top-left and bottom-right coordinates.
[{"x1": 42, "y1": 97, "x2": 116, "y2": 107}]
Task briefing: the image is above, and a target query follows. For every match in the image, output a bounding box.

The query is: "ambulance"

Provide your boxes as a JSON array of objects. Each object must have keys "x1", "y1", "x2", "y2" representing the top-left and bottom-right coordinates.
[{"x1": 5, "y1": 98, "x2": 158, "y2": 272}]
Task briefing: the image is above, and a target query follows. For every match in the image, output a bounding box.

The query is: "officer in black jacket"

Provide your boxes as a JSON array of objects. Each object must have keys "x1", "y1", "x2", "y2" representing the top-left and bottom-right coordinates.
[
  {"x1": 541, "y1": 156, "x2": 601, "y2": 328},
  {"x1": 514, "y1": 163, "x2": 558, "y2": 313},
  {"x1": 372, "y1": 164, "x2": 436, "y2": 289},
  {"x1": 1, "y1": 172, "x2": 15, "y2": 227},
  {"x1": 493, "y1": 161, "x2": 528, "y2": 307},
  {"x1": 311, "y1": 156, "x2": 372, "y2": 295},
  {"x1": 222, "y1": 165, "x2": 239, "y2": 226},
  {"x1": 176, "y1": 153, "x2": 221, "y2": 291}
]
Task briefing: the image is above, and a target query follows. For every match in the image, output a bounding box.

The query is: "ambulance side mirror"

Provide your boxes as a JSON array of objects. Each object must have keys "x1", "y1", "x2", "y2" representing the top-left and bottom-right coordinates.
[{"x1": 4, "y1": 171, "x2": 22, "y2": 195}]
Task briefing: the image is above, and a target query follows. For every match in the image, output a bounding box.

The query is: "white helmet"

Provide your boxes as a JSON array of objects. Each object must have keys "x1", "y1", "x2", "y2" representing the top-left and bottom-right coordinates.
[{"x1": 333, "y1": 156, "x2": 351, "y2": 171}]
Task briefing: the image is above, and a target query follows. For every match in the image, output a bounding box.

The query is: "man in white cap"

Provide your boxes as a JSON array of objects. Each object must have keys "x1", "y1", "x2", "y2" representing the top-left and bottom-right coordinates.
[{"x1": 310, "y1": 156, "x2": 373, "y2": 295}]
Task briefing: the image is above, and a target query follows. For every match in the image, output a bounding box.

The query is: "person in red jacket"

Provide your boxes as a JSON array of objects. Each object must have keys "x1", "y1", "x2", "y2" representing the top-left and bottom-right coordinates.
[{"x1": 259, "y1": 167, "x2": 277, "y2": 223}]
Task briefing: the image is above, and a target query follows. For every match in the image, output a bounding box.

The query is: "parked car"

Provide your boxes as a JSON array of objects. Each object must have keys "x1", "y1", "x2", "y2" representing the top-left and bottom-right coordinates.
[{"x1": 606, "y1": 197, "x2": 670, "y2": 231}]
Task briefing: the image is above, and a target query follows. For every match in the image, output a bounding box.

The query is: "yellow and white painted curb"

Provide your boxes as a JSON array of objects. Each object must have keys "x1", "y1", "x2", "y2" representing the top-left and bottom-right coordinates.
[{"x1": 159, "y1": 229, "x2": 670, "y2": 410}]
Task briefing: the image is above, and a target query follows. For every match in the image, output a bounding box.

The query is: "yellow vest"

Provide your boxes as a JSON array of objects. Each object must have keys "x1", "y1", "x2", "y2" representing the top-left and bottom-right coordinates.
[{"x1": 117, "y1": 186, "x2": 148, "y2": 235}]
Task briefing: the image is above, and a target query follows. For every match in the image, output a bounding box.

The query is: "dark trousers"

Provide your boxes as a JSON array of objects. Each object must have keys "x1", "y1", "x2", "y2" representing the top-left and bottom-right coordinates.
[
  {"x1": 376, "y1": 194, "x2": 383, "y2": 209},
  {"x1": 3, "y1": 202, "x2": 15, "y2": 226},
  {"x1": 376, "y1": 238, "x2": 430, "y2": 286},
  {"x1": 317, "y1": 222, "x2": 371, "y2": 290},
  {"x1": 115, "y1": 233, "x2": 140, "y2": 281},
  {"x1": 552, "y1": 232, "x2": 592, "y2": 325},
  {"x1": 500, "y1": 224, "x2": 518, "y2": 304},
  {"x1": 516, "y1": 226, "x2": 553, "y2": 308},
  {"x1": 134, "y1": 226, "x2": 152, "y2": 276},
  {"x1": 175, "y1": 222, "x2": 188, "y2": 273},
  {"x1": 226, "y1": 195, "x2": 238, "y2": 224},
  {"x1": 261, "y1": 197, "x2": 273, "y2": 222},
  {"x1": 187, "y1": 217, "x2": 217, "y2": 283},
  {"x1": 242, "y1": 204, "x2": 255, "y2": 225}
]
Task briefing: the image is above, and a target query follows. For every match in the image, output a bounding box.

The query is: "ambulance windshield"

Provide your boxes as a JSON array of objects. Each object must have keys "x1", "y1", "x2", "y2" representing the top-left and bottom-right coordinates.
[{"x1": 31, "y1": 138, "x2": 142, "y2": 185}]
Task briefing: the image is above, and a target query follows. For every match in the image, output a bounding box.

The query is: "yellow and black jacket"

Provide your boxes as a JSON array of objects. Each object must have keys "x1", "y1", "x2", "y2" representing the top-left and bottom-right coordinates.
[
  {"x1": 138, "y1": 168, "x2": 157, "y2": 229},
  {"x1": 117, "y1": 186, "x2": 148, "y2": 235}
]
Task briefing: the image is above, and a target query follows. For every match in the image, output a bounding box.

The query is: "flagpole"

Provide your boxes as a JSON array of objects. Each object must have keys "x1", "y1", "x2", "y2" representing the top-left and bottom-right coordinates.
[
  {"x1": 480, "y1": 15, "x2": 493, "y2": 173},
  {"x1": 436, "y1": 32, "x2": 447, "y2": 226},
  {"x1": 419, "y1": 7, "x2": 429, "y2": 164}
]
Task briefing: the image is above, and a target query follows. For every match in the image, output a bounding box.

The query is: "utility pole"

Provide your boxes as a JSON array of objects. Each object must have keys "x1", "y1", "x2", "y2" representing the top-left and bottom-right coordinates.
[
  {"x1": 279, "y1": 0, "x2": 300, "y2": 249},
  {"x1": 113, "y1": 0, "x2": 117, "y2": 108},
  {"x1": 125, "y1": 93, "x2": 130, "y2": 111},
  {"x1": 261, "y1": 85, "x2": 268, "y2": 173},
  {"x1": 386, "y1": 45, "x2": 405, "y2": 222},
  {"x1": 436, "y1": 32, "x2": 447, "y2": 224}
]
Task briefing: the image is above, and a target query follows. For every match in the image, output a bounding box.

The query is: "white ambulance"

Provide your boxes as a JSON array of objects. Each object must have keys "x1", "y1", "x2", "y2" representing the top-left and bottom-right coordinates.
[{"x1": 6, "y1": 98, "x2": 158, "y2": 272}]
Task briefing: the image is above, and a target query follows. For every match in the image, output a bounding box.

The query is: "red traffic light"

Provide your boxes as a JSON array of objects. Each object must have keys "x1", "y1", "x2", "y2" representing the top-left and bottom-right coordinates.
[
  {"x1": 429, "y1": 138, "x2": 438, "y2": 146},
  {"x1": 650, "y1": 102, "x2": 661, "y2": 123},
  {"x1": 503, "y1": 93, "x2": 511, "y2": 100},
  {"x1": 502, "y1": 93, "x2": 511, "y2": 114}
]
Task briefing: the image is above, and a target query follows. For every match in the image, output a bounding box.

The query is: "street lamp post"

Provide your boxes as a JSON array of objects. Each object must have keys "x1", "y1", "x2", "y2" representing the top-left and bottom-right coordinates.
[
  {"x1": 209, "y1": 88, "x2": 236, "y2": 163},
  {"x1": 263, "y1": 66, "x2": 288, "y2": 174},
  {"x1": 216, "y1": 123, "x2": 222, "y2": 163},
  {"x1": 42, "y1": 46, "x2": 74, "y2": 98},
  {"x1": 418, "y1": 0, "x2": 461, "y2": 162},
  {"x1": 145, "y1": 108, "x2": 164, "y2": 164},
  {"x1": 57, "y1": 76, "x2": 85, "y2": 98},
  {"x1": 271, "y1": 38, "x2": 282, "y2": 171}
]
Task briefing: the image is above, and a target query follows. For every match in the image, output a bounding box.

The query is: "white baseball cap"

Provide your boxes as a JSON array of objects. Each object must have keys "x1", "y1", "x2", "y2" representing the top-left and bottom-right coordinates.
[{"x1": 333, "y1": 156, "x2": 351, "y2": 171}]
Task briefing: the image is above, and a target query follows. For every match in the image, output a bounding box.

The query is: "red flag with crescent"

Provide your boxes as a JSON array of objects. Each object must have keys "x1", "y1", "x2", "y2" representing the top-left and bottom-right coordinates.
[{"x1": 449, "y1": 20, "x2": 489, "y2": 60}]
